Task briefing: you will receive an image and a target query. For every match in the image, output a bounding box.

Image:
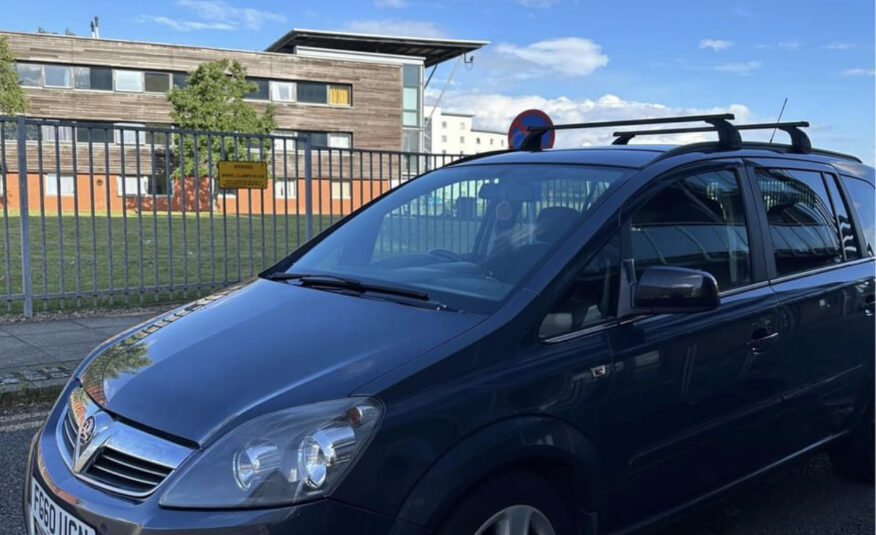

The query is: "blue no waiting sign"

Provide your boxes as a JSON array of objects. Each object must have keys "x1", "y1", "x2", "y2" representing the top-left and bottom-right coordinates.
[{"x1": 508, "y1": 109, "x2": 555, "y2": 150}]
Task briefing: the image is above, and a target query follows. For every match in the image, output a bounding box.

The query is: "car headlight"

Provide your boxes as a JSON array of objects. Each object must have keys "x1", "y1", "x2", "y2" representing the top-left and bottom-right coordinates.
[{"x1": 160, "y1": 398, "x2": 382, "y2": 508}]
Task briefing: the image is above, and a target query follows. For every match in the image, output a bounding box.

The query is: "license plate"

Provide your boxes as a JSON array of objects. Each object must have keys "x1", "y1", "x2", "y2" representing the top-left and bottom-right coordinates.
[{"x1": 29, "y1": 479, "x2": 95, "y2": 535}]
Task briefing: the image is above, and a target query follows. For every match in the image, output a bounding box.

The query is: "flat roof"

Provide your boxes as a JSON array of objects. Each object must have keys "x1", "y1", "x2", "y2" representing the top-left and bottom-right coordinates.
[{"x1": 267, "y1": 28, "x2": 489, "y2": 67}]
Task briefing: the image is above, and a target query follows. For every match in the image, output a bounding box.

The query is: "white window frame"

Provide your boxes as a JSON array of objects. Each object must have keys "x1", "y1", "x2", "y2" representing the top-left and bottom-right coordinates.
[
  {"x1": 274, "y1": 180, "x2": 298, "y2": 199},
  {"x1": 116, "y1": 175, "x2": 151, "y2": 197},
  {"x1": 270, "y1": 81, "x2": 296, "y2": 102},
  {"x1": 44, "y1": 174, "x2": 75, "y2": 196},
  {"x1": 331, "y1": 181, "x2": 352, "y2": 200},
  {"x1": 114, "y1": 69, "x2": 144, "y2": 92}
]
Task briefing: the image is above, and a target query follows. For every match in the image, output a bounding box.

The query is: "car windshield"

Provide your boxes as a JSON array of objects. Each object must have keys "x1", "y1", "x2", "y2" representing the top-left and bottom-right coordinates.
[{"x1": 272, "y1": 163, "x2": 631, "y2": 313}]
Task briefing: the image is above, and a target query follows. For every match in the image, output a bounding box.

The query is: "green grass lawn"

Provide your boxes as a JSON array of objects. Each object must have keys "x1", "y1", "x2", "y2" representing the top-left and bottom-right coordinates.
[{"x1": 0, "y1": 212, "x2": 336, "y2": 313}]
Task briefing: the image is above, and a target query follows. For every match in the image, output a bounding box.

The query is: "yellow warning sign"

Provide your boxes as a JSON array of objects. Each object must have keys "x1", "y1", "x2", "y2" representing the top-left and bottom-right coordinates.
[{"x1": 217, "y1": 161, "x2": 268, "y2": 189}]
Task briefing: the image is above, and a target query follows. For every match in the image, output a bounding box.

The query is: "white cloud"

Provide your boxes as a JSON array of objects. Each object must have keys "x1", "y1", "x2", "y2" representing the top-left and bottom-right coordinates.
[
  {"x1": 138, "y1": 0, "x2": 285, "y2": 31},
  {"x1": 345, "y1": 19, "x2": 446, "y2": 38},
  {"x1": 842, "y1": 68, "x2": 875, "y2": 77},
  {"x1": 714, "y1": 61, "x2": 762, "y2": 75},
  {"x1": 699, "y1": 39, "x2": 734, "y2": 52},
  {"x1": 135, "y1": 15, "x2": 234, "y2": 31},
  {"x1": 824, "y1": 41, "x2": 856, "y2": 50},
  {"x1": 495, "y1": 38, "x2": 609, "y2": 76},
  {"x1": 777, "y1": 40, "x2": 803, "y2": 50},
  {"x1": 517, "y1": 0, "x2": 561, "y2": 7},
  {"x1": 374, "y1": 0, "x2": 408, "y2": 8},
  {"x1": 178, "y1": 0, "x2": 285, "y2": 29},
  {"x1": 429, "y1": 91, "x2": 754, "y2": 147}
]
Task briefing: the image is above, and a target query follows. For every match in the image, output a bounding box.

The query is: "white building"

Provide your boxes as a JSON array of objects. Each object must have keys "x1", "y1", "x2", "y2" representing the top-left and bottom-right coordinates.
[{"x1": 425, "y1": 106, "x2": 507, "y2": 155}]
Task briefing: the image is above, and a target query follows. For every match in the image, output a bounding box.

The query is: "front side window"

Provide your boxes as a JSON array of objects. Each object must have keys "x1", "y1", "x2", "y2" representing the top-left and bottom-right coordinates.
[
  {"x1": 756, "y1": 168, "x2": 842, "y2": 276},
  {"x1": 631, "y1": 169, "x2": 752, "y2": 292},
  {"x1": 285, "y1": 164, "x2": 629, "y2": 313},
  {"x1": 114, "y1": 70, "x2": 143, "y2": 92},
  {"x1": 43, "y1": 65, "x2": 72, "y2": 88},
  {"x1": 841, "y1": 176, "x2": 875, "y2": 256},
  {"x1": 540, "y1": 235, "x2": 619, "y2": 339}
]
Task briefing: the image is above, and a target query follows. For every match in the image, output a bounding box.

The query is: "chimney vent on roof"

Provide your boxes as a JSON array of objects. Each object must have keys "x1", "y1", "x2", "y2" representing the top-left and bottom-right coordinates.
[{"x1": 90, "y1": 16, "x2": 100, "y2": 39}]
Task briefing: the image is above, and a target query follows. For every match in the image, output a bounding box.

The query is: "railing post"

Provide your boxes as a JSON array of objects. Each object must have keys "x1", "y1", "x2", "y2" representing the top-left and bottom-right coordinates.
[
  {"x1": 302, "y1": 135, "x2": 314, "y2": 240},
  {"x1": 16, "y1": 116, "x2": 33, "y2": 318}
]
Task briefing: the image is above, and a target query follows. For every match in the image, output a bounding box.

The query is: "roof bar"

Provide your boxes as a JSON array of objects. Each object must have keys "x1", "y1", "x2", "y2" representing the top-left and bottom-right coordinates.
[
  {"x1": 520, "y1": 113, "x2": 741, "y2": 151},
  {"x1": 612, "y1": 121, "x2": 812, "y2": 153}
]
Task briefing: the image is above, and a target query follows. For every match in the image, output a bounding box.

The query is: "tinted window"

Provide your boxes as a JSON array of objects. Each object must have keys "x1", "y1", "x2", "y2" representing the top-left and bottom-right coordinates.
[
  {"x1": 540, "y1": 235, "x2": 619, "y2": 339},
  {"x1": 756, "y1": 168, "x2": 842, "y2": 276},
  {"x1": 74, "y1": 66, "x2": 112, "y2": 90},
  {"x1": 631, "y1": 169, "x2": 751, "y2": 291},
  {"x1": 842, "y1": 176, "x2": 875, "y2": 256},
  {"x1": 144, "y1": 72, "x2": 170, "y2": 93},
  {"x1": 76, "y1": 125, "x2": 112, "y2": 144},
  {"x1": 297, "y1": 82, "x2": 327, "y2": 104},
  {"x1": 824, "y1": 174, "x2": 860, "y2": 260},
  {"x1": 172, "y1": 72, "x2": 188, "y2": 89},
  {"x1": 245, "y1": 78, "x2": 269, "y2": 100}
]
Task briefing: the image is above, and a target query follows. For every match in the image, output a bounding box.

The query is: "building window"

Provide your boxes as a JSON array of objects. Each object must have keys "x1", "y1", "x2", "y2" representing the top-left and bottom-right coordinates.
[
  {"x1": 476, "y1": 137, "x2": 481, "y2": 145},
  {"x1": 275, "y1": 180, "x2": 297, "y2": 199},
  {"x1": 298, "y1": 82, "x2": 327, "y2": 104},
  {"x1": 114, "y1": 70, "x2": 143, "y2": 92},
  {"x1": 116, "y1": 175, "x2": 169, "y2": 197},
  {"x1": 300, "y1": 131, "x2": 352, "y2": 149},
  {"x1": 114, "y1": 123, "x2": 146, "y2": 145},
  {"x1": 328, "y1": 132, "x2": 352, "y2": 149},
  {"x1": 329, "y1": 84, "x2": 351, "y2": 106},
  {"x1": 270, "y1": 81, "x2": 295, "y2": 102},
  {"x1": 441, "y1": 135, "x2": 447, "y2": 142},
  {"x1": 75, "y1": 124, "x2": 112, "y2": 144},
  {"x1": 490, "y1": 138, "x2": 494, "y2": 145},
  {"x1": 460, "y1": 122, "x2": 465, "y2": 130},
  {"x1": 460, "y1": 136, "x2": 465, "y2": 143},
  {"x1": 441, "y1": 121, "x2": 447, "y2": 128},
  {"x1": 144, "y1": 72, "x2": 170, "y2": 93},
  {"x1": 15, "y1": 63, "x2": 42, "y2": 87},
  {"x1": 402, "y1": 64, "x2": 421, "y2": 128},
  {"x1": 73, "y1": 66, "x2": 112, "y2": 90},
  {"x1": 245, "y1": 78, "x2": 270, "y2": 100},
  {"x1": 172, "y1": 72, "x2": 188, "y2": 89},
  {"x1": 501, "y1": 139, "x2": 505, "y2": 147},
  {"x1": 44, "y1": 174, "x2": 75, "y2": 196},
  {"x1": 331, "y1": 181, "x2": 352, "y2": 200},
  {"x1": 43, "y1": 65, "x2": 72, "y2": 88},
  {"x1": 41, "y1": 124, "x2": 73, "y2": 142}
]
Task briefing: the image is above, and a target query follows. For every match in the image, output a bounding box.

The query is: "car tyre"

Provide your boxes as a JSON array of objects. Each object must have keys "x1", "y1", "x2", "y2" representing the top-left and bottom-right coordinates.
[
  {"x1": 829, "y1": 401, "x2": 874, "y2": 484},
  {"x1": 436, "y1": 469, "x2": 576, "y2": 535}
]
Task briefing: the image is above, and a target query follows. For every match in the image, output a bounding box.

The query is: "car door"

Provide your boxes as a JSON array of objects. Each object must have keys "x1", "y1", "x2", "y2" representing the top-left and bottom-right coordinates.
[
  {"x1": 602, "y1": 162, "x2": 806, "y2": 529},
  {"x1": 748, "y1": 161, "x2": 875, "y2": 444}
]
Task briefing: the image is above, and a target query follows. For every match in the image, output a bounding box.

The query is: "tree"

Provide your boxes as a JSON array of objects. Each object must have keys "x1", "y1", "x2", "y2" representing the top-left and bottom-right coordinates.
[
  {"x1": 167, "y1": 59, "x2": 276, "y2": 179},
  {"x1": 0, "y1": 36, "x2": 27, "y2": 115}
]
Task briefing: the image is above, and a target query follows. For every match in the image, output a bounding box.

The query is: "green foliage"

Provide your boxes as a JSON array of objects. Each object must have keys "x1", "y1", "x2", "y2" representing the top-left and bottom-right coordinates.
[
  {"x1": 167, "y1": 59, "x2": 276, "y2": 178},
  {"x1": 0, "y1": 36, "x2": 27, "y2": 115}
]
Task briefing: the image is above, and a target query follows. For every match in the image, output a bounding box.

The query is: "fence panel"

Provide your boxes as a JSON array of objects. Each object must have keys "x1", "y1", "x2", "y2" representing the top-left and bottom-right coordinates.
[{"x1": 0, "y1": 117, "x2": 463, "y2": 315}]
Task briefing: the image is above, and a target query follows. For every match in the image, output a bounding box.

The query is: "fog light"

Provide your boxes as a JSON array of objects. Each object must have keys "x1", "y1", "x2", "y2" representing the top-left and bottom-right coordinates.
[{"x1": 233, "y1": 440, "x2": 280, "y2": 490}]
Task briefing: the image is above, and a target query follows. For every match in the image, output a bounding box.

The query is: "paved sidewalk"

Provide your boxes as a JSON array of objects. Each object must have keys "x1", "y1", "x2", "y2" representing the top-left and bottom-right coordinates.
[{"x1": 0, "y1": 312, "x2": 162, "y2": 401}]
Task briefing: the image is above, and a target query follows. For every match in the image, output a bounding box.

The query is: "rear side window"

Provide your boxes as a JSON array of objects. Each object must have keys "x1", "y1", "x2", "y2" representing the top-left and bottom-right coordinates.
[
  {"x1": 841, "y1": 176, "x2": 875, "y2": 257},
  {"x1": 823, "y1": 174, "x2": 860, "y2": 260},
  {"x1": 755, "y1": 168, "x2": 842, "y2": 277},
  {"x1": 630, "y1": 169, "x2": 752, "y2": 292}
]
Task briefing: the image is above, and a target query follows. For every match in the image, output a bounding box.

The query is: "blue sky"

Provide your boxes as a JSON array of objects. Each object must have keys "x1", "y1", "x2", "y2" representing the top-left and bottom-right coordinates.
[{"x1": 4, "y1": 0, "x2": 874, "y2": 161}]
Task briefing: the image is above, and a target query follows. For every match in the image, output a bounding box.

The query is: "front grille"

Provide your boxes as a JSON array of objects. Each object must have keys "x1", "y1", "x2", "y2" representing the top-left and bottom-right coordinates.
[
  {"x1": 86, "y1": 447, "x2": 174, "y2": 494},
  {"x1": 56, "y1": 388, "x2": 193, "y2": 498}
]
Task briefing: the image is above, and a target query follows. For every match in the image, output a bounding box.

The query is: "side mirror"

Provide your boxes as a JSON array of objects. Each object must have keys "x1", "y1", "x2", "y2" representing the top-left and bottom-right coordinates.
[{"x1": 633, "y1": 266, "x2": 720, "y2": 314}]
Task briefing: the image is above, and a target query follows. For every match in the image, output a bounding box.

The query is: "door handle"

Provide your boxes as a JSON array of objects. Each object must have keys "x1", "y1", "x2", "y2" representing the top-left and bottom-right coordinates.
[{"x1": 747, "y1": 330, "x2": 780, "y2": 355}]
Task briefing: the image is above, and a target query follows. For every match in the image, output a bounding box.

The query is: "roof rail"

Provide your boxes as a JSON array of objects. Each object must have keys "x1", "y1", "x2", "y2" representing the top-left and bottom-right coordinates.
[
  {"x1": 520, "y1": 114, "x2": 741, "y2": 152},
  {"x1": 612, "y1": 121, "x2": 812, "y2": 153}
]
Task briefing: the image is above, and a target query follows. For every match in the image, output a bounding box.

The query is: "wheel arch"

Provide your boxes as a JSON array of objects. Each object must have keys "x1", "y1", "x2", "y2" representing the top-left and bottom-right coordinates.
[{"x1": 394, "y1": 415, "x2": 605, "y2": 531}]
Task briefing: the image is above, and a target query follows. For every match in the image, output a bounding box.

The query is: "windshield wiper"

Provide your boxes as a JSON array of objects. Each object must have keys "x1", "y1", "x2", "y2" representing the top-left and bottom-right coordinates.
[{"x1": 262, "y1": 272, "x2": 431, "y2": 301}]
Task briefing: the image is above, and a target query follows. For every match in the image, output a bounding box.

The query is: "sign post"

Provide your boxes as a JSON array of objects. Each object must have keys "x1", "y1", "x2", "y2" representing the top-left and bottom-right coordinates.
[{"x1": 508, "y1": 110, "x2": 555, "y2": 151}]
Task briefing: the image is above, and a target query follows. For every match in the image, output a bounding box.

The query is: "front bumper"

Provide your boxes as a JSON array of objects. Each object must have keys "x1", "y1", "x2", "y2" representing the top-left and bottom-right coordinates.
[{"x1": 24, "y1": 405, "x2": 424, "y2": 535}]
